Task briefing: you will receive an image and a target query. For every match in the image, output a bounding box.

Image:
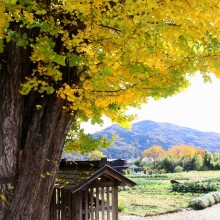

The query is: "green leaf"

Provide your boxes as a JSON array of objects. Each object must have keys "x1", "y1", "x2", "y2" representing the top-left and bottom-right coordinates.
[
  {"x1": 53, "y1": 55, "x2": 66, "y2": 66},
  {"x1": 40, "y1": 22, "x2": 50, "y2": 32},
  {"x1": 145, "y1": 33, "x2": 151, "y2": 41},
  {"x1": 49, "y1": 29, "x2": 60, "y2": 36},
  {"x1": 4, "y1": 0, "x2": 17, "y2": 4},
  {"x1": 46, "y1": 86, "x2": 55, "y2": 95},
  {"x1": 20, "y1": 83, "x2": 32, "y2": 95},
  {"x1": 67, "y1": 54, "x2": 86, "y2": 67},
  {"x1": 130, "y1": 63, "x2": 144, "y2": 74},
  {"x1": 102, "y1": 67, "x2": 112, "y2": 76},
  {"x1": 0, "y1": 194, "x2": 6, "y2": 201},
  {"x1": 36, "y1": 105, "x2": 42, "y2": 109},
  {"x1": 16, "y1": 39, "x2": 27, "y2": 47}
]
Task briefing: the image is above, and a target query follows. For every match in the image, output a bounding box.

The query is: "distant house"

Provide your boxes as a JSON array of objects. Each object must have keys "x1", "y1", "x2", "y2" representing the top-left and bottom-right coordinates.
[
  {"x1": 128, "y1": 164, "x2": 139, "y2": 170},
  {"x1": 107, "y1": 159, "x2": 131, "y2": 173},
  {"x1": 49, "y1": 158, "x2": 135, "y2": 220},
  {"x1": 127, "y1": 164, "x2": 145, "y2": 174}
]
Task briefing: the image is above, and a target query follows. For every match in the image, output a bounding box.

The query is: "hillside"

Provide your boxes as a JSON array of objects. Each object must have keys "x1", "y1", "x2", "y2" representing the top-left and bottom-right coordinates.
[{"x1": 93, "y1": 120, "x2": 220, "y2": 159}]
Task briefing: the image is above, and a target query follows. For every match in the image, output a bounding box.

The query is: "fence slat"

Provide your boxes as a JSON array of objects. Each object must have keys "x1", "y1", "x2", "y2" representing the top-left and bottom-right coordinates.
[
  {"x1": 106, "y1": 187, "x2": 110, "y2": 220},
  {"x1": 68, "y1": 191, "x2": 72, "y2": 220},
  {"x1": 51, "y1": 190, "x2": 56, "y2": 220},
  {"x1": 90, "y1": 188, "x2": 94, "y2": 220},
  {"x1": 62, "y1": 190, "x2": 67, "y2": 220},
  {"x1": 85, "y1": 189, "x2": 89, "y2": 220},
  {"x1": 95, "y1": 188, "x2": 100, "y2": 220},
  {"x1": 101, "y1": 187, "x2": 105, "y2": 220}
]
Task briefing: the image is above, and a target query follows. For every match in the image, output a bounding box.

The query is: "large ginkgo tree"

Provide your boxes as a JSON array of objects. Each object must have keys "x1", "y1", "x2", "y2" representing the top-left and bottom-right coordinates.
[{"x1": 0, "y1": 0, "x2": 220, "y2": 218}]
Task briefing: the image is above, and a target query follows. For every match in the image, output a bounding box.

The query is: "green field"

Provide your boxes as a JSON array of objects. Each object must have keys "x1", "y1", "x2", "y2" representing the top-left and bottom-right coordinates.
[{"x1": 118, "y1": 171, "x2": 220, "y2": 217}]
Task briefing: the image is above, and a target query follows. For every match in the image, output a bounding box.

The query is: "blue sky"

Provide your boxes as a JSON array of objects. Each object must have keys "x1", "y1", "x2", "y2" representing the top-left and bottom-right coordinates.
[{"x1": 82, "y1": 73, "x2": 220, "y2": 134}]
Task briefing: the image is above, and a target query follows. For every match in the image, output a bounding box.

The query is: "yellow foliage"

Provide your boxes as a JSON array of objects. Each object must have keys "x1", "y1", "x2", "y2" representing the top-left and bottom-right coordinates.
[
  {"x1": 168, "y1": 145, "x2": 205, "y2": 159},
  {"x1": 1, "y1": 0, "x2": 220, "y2": 126},
  {"x1": 88, "y1": 150, "x2": 106, "y2": 160},
  {"x1": 142, "y1": 146, "x2": 166, "y2": 161}
]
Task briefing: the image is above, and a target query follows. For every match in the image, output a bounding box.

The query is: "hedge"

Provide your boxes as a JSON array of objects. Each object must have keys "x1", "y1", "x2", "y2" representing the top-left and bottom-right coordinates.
[{"x1": 171, "y1": 182, "x2": 218, "y2": 193}]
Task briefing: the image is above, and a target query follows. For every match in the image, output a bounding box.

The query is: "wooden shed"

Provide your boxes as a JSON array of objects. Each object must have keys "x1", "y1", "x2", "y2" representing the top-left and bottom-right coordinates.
[{"x1": 49, "y1": 159, "x2": 135, "y2": 220}]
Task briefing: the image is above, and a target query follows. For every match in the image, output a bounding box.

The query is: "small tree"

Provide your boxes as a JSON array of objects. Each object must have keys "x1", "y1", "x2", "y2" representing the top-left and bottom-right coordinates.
[
  {"x1": 174, "y1": 165, "x2": 183, "y2": 173},
  {"x1": 191, "y1": 154, "x2": 203, "y2": 170},
  {"x1": 142, "y1": 146, "x2": 166, "y2": 161},
  {"x1": 88, "y1": 150, "x2": 106, "y2": 160},
  {"x1": 202, "y1": 150, "x2": 213, "y2": 170},
  {"x1": 142, "y1": 146, "x2": 166, "y2": 169},
  {"x1": 159, "y1": 155, "x2": 177, "y2": 173},
  {"x1": 168, "y1": 145, "x2": 204, "y2": 159}
]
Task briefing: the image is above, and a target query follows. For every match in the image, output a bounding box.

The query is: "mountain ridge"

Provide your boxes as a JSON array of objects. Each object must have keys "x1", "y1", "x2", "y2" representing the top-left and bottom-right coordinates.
[{"x1": 93, "y1": 120, "x2": 220, "y2": 159}]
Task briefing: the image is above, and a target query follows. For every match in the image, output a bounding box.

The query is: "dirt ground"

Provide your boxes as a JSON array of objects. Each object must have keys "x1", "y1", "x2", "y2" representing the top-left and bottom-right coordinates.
[{"x1": 119, "y1": 203, "x2": 220, "y2": 220}]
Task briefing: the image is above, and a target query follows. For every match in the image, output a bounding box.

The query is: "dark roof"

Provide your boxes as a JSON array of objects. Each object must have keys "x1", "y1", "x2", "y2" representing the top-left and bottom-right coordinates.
[
  {"x1": 59, "y1": 159, "x2": 104, "y2": 169},
  {"x1": 55, "y1": 164, "x2": 136, "y2": 193}
]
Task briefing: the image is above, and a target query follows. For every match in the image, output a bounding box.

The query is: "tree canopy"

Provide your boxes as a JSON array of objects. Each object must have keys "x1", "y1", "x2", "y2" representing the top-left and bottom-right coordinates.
[
  {"x1": 142, "y1": 145, "x2": 166, "y2": 161},
  {"x1": 88, "y1": 150, "x2": 106, "y2": 160},
  {"x1": 1, "y1": 0, "x2": 220, "y2": 129},
  {"x1": 167, "y1": 145, "x2": 204, "y2": 159}
]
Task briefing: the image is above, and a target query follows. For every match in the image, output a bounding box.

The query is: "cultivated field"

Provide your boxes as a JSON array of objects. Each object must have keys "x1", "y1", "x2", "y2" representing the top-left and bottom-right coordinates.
[{"x1": 118, "y1": 171, "x2": 220, "y2": 217}]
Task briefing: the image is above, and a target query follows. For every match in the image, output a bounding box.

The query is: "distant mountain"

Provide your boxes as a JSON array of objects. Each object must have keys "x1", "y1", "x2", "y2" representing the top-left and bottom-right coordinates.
[{"x1": 93, "y1": 120, "x2": 220, "y2": 159}]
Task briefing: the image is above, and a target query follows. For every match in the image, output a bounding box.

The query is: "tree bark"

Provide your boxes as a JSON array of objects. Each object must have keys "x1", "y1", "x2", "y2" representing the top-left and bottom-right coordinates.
[
  {"x1": 0, "y1": 35, "x2": 26, "y2": 219},
  {"x1": 0, "y1": 27, "x2": 74, "y2": 219},
  {"x1": 3, "y1": 96, "x2": 73, "y2": 220}
]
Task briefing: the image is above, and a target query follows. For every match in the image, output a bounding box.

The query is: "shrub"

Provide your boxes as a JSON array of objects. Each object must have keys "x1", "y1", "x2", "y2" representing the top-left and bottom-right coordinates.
[
  {"x1": 118, "y1": 204, "x2": 125, "y2": 212},
  {"x1": 174, "y1": 166, "x2": 183, "y2": 173},
  {"x1": 171, "y1": 182, "x2": 218, "y2": 193}
]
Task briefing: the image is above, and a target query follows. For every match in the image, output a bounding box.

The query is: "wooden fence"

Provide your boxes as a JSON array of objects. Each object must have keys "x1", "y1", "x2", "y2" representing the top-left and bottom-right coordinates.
[{"x1": 49, "y1": 186, "x2": 118, "y2": 220}]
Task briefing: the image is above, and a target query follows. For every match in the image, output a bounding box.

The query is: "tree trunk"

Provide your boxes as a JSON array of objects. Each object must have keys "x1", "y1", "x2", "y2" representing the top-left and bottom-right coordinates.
[
  {"x1": 0, "y1": 35, "x2": 26, "y2": 219},
  {"x1": 4, "y1": 96, "x2": 73, "y2": 220},
  {"x1": 0, "y1": 28, "x2": 74, "y2": 219}
]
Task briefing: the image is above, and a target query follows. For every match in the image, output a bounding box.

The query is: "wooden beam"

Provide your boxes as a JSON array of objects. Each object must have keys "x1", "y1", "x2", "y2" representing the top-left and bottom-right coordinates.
[{"x1": 87, "y1": 181, "x2": 117, "y2": 188}]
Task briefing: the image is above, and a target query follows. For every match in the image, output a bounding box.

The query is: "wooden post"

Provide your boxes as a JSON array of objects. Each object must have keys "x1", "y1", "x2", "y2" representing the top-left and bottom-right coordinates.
[
  {"x1": 61, "y1": 190, "x2": 67, "y2": 220},
  {"x1": 111, "y1": 186, "x2": 118, "y2": 220},
  {"x1": 50, "y1": 190, "x2": 56, "y2": 220},
  {"x1": 68, "y1": 191, "x2": 72, "y2": 219},
  {"x1": 57, "y1": 189, "x2": 61, "y2": 220},
  {"x1": 72, "y1": 191, "x2": 82, "y2": 220}
]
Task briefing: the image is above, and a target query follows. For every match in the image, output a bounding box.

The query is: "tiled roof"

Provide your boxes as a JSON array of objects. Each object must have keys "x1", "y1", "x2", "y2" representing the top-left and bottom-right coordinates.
[{"x1": 55, "y1": 161, "x2": 136, "y2": 192}]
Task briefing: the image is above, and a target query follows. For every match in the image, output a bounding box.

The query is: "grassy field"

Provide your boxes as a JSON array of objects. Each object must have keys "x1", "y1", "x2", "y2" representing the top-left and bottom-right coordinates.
[{"x1": 118, "y1": 171, "x2": 220, "y2": 217}]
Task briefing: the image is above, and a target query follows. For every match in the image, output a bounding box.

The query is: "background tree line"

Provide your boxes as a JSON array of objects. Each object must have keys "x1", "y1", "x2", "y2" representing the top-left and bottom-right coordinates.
[{"x1": 138, "y1": 145, "x2": 220, "y2": 173}]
